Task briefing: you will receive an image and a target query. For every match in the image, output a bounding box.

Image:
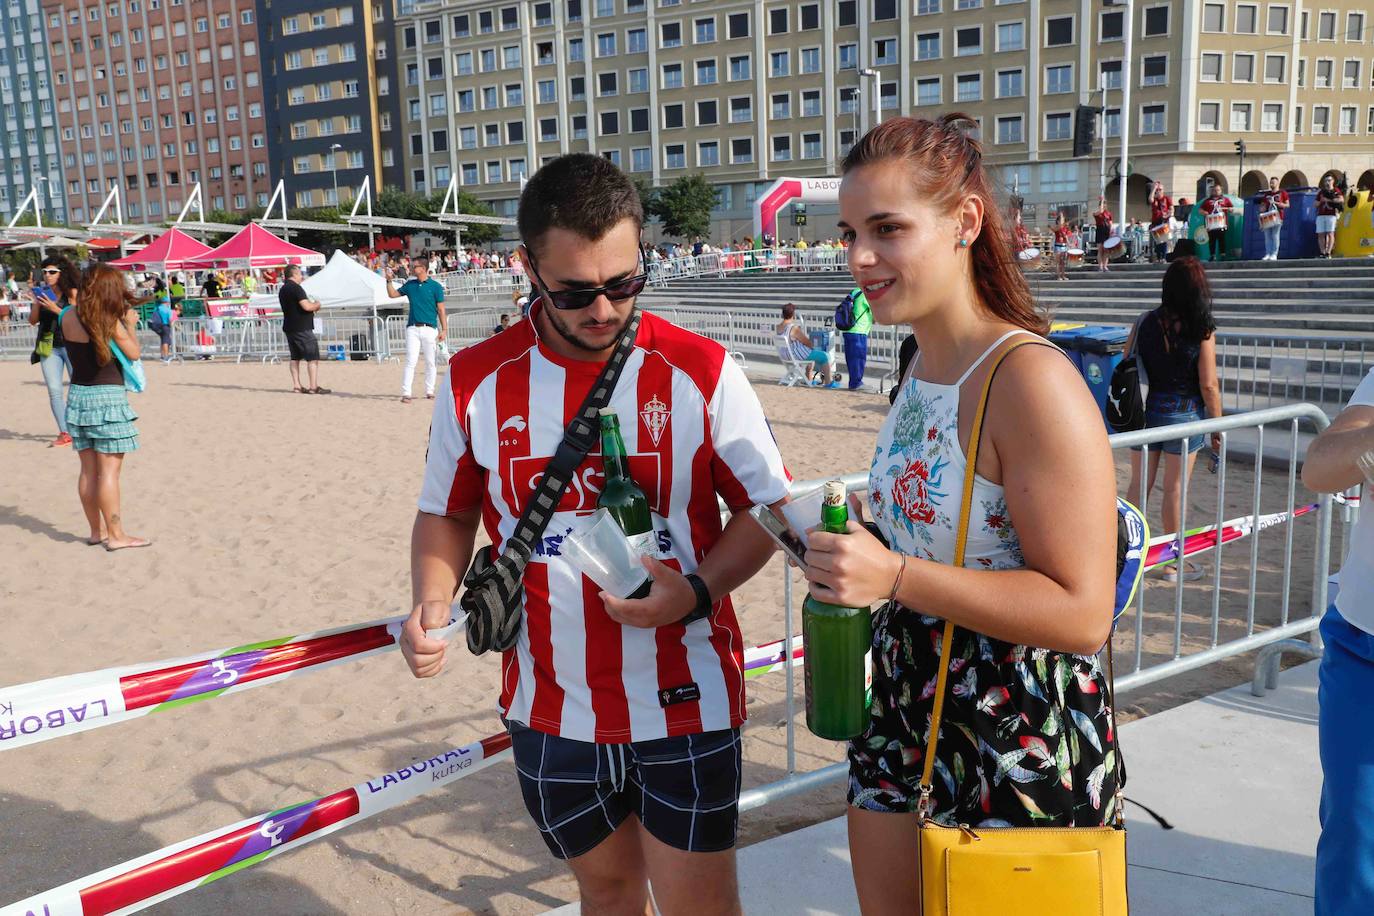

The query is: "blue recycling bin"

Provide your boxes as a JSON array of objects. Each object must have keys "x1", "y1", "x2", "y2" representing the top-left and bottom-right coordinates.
[
  {"x1": 1048, "y1": 325, "x2": 1130, "y2": 427},
  {"x1": 1242, "y1": 187, "x2": 1320, "y2": 260}
]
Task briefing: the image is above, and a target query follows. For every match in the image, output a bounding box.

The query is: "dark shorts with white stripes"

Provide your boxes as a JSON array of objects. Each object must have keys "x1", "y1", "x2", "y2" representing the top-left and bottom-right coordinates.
[{"x1": 507, "y1": 720, "x2": 743, "y2": 860}]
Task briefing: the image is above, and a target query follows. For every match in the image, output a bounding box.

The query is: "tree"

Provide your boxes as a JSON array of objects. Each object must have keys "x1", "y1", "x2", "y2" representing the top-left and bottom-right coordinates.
[{"x1": 649, "y1": 174, "x2": 716, "y2": 240}]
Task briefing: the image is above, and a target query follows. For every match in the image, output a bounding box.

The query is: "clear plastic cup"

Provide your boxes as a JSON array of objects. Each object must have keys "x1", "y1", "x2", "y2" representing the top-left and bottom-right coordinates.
[
  {"x1": 781, "y1": 485, "x2": 825, "y2": 547},
  {"x1": 563, "y1": 509, "x2": 653, "y2": 599},
  {"x1": 1358, "y1": 450, "x2": 1374, "y2": 486}
]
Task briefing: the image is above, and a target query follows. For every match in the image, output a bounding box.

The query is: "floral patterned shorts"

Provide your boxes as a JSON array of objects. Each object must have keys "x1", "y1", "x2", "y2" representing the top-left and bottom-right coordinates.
[{"x1": 847, "y1": 603, "x2": 1123, "y2": 828}]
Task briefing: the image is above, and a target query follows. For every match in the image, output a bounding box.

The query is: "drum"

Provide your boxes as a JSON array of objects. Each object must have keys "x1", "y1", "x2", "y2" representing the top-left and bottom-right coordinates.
[
  {"x1": 1150, "y1": 222, "x2": 1171, "y2": 243},
  {"x1": 1102, "y1": 236, "x2": 1126, "y2": 260},
  {"x1": 1017, "y1": 247, "x2": 1042, "y2": 271},
  {"x1": 1205, "y1": 210, "x2": 1227, "y2": 231},
  {"x1": 1065, "y1": 248, "x2": 1085, "y2": 268},
  {"x1": 1259, "y1": 208, "x2": 1282, "y2": 230}
]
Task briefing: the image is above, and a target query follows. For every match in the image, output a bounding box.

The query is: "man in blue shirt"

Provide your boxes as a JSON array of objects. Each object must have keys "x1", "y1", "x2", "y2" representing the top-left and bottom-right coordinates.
[{"x1": 386, "y1": 258, "x2": 448, "y2": 404}]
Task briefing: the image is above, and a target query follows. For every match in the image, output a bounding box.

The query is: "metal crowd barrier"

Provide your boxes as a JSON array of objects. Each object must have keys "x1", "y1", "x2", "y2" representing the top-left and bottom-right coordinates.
[
  {"x1": 739, "y1": 403, "x2": 1334, "y2": 811},
  {"x1": 1215, "y1": 332, "x2": 1373, "y2": 416},
  {"x1": 644, "y1": 304, "x2": 904, "y2": 391},
  {"x1": 648, "y1": 247, "x2": 849, "y2": 287},
  {"x1": 432, "y1": 267, "x2": 526, "y2": 299}
]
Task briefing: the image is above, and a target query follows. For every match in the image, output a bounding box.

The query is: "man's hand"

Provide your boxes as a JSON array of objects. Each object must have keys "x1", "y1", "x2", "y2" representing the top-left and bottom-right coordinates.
[
  {"x1": 400, "y1": 599, "x2": 453, "y2": 678},
  {"x1": 601, "y1": 556, "x2": 696, "y2": 628}
]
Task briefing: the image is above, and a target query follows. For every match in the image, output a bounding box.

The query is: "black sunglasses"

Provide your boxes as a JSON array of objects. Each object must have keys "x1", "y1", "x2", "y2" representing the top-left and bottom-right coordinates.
[{"x1": 525, "y1": 251, "x2": 647, "y2": 310}]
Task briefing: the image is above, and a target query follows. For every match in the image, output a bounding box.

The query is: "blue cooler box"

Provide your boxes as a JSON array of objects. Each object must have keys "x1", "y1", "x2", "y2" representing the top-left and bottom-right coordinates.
[{"x1": 1048, "y1": 325, "x2": 1130, "y2": 427}]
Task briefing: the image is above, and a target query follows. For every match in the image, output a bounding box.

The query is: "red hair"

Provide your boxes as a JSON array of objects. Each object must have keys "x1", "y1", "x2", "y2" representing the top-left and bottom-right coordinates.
[{"x1": 841, "y1": 114, "x2": 1048, "y2": 335}]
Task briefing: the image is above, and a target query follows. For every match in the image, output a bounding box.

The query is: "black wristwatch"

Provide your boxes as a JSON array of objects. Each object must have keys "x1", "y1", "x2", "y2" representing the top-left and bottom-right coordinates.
[{"x1": 679, "y1": 573, "x2": 713, "y2": 625}]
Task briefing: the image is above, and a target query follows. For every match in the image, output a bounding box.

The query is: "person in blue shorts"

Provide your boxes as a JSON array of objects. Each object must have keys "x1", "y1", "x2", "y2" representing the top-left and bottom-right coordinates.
[{"x1": 776, "y1": 302, "x2": 836, "y2": 386}]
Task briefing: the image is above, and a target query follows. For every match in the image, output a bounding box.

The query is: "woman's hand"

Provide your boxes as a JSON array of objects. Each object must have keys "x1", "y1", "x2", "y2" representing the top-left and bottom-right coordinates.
[{"x1": 803, "y1": 520, "x2": 902, "y2": 608}]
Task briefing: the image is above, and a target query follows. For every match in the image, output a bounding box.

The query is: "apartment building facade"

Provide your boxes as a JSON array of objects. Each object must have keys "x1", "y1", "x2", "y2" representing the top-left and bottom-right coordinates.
[
  {"x1": 257, "y1": 0, "x2": 403, "y2": 210},
  {"x1": 43, "y1": 0, "x2": 271, "y2": 224},
  {"x1": 398, "y1": 0, "x2": 1374, "y2": 237},
  {"x1": 0, "y1": 0, "x2": 67, "y2": 225}
]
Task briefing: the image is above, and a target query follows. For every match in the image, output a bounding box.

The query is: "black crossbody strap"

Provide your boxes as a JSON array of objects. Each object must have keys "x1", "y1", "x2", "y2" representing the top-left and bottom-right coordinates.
[{"x1": 462, "y1": 308, "x2": 641, "y2": 656}]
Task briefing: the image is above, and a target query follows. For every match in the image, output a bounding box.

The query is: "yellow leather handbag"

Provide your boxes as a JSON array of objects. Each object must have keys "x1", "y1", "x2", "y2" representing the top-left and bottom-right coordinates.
[{"x1": 916, "y1": 338, "x2": 1128, "y2": 916}]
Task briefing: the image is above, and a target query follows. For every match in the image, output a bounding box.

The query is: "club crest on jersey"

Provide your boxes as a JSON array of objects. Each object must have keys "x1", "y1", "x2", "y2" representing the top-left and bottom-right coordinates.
[{"x1": 640, "y1": 394, "x2": 670, "y2": 446}]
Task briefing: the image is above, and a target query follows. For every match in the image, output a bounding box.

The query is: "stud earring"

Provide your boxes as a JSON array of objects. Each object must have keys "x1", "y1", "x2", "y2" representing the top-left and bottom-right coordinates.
[{"x1": 959, "y1": 238, "x2": 969, "y2": 247}]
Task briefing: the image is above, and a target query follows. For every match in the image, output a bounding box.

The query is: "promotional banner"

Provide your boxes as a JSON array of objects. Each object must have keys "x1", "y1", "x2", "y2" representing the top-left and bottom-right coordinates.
[
  {"x1": 0, "y1": 615, "x2": 451, "y2": 752},
  {"x1": 0, "y1": 732, "x2": 512, "y2": 916},
  {"x1": 1143, "y1": 503, "x2": 1318, "y2": 571}
]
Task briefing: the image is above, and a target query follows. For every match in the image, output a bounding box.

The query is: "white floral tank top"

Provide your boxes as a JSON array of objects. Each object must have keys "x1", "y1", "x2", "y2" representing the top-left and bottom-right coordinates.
[{"x1": 868, "y1": 330, "x2": 1034, "y2": 570}]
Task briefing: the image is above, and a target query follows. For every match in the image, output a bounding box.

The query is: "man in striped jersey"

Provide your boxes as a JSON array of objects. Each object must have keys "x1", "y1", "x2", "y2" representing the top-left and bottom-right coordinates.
[{"x1": 400, "y1": 154, "x2": 791, "y2": 915}]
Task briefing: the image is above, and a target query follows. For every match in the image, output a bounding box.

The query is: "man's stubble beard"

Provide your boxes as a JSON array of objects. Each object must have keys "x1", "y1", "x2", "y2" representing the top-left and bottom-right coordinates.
[{"x1": 541, "y1": 299, "x2": 633, "y2": 353}]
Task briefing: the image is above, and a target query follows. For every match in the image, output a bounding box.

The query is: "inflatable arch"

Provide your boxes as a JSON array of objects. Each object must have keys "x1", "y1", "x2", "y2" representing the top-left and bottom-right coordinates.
[{"x1": 753, "y1": 176, "x2": 841, "y2": 241}]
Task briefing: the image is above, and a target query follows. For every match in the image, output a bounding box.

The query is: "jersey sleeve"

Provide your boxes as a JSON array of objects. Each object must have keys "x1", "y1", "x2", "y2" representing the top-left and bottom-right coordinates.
[
  {"x1": 706, "y1": 353, "x2": 791, "y2": 510},
  {"x1": 1349, "y1": 368, "x2": 1374, "y2": 409},
  {"x1": 418, "y1": 371, "x2": 485, "y2": 515}
]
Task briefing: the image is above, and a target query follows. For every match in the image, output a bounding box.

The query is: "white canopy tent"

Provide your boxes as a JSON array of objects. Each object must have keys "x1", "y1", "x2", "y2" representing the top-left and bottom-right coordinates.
[{"x1": 248, "y1": 249, "x2": 393, "y2": 314}]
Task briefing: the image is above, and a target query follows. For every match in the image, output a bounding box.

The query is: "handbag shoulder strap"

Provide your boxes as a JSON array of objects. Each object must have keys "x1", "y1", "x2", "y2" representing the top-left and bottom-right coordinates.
[
  {"x1": 916, "y1": 335, "x2": 1126, "y2": 827},
  {"x1": 505, "y1": 309, "x2": 642, "y2": 556}
]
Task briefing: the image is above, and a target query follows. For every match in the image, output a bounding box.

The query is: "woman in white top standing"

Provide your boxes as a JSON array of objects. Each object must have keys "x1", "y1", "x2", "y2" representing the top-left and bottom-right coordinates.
[
  {"x1": 802, "y1": 114, "x2": 1121, "y2": 913},
  {"x1": 1302, "y1": 371, "x2": 1374, "y2": 916}
]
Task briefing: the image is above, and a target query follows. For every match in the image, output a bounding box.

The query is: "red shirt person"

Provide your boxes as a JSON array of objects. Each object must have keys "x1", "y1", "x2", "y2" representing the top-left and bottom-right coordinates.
[{"x1": 1200, "y1": 188, "x2": 1234, "y2": 260}]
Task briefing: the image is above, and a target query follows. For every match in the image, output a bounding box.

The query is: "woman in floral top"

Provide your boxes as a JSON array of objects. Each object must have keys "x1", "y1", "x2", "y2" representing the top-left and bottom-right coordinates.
[{"x1": 802, "y1": 114, "x2": 1121, "y2": 913}]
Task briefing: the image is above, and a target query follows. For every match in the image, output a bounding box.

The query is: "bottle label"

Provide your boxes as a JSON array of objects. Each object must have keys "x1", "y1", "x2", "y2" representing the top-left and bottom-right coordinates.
[
  {"x1": 864, "y1": 650, "x2": 873, "y2": 694},
  {"x1": 627, "y1": 530, "x2": 658, "y2": 559}
]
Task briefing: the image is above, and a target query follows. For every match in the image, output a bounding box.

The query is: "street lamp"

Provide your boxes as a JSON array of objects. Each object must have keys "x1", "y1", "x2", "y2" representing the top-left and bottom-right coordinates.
[
  {"x1": 859, "y1": 68, "x2": 881, "y2": 128},
  {"x1": 329, "y1": 143, "x2": 343, "y2": 207}
]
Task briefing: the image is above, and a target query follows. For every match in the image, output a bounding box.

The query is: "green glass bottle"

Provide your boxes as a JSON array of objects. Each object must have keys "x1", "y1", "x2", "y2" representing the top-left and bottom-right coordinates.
[
  {"x1": 597, "y1": 407, "x2": 655, "y2": 558},
  {"x1": 803, "y1": 480, "x2": 874, "y2": 740}
]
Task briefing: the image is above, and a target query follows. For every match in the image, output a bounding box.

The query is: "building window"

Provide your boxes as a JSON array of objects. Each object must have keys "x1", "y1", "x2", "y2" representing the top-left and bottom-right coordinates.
[
  {"x1": 771, "y1": 92, "x2": 791, "y2": 119},
  {"x1": 1143, "y1": 5, "x2": 1168, "y2": 36},
  {"x1": 731, "y1": 137, "x2": 753, "y2": 163},
  {"x1": 771, "y1": 50, "x2": 790, "y2": 77},
  {"x1": 917, "y1": 32, "x2": 941, "y2": 61},
  {"x1": 1340, "y1": 105, "x2": 1358, "y2": 134},
  {"x1": 630, "y1": 107, "x2": 650, "y2": 131},
  {"x1": 597, "y1": 32, "x2": 617, "y2": 56},
  {"x1": 662, "y1": 63, "x2": 683, "y2": 88},
  {"x1": 695, "y1": 16, "x2": 715, "y2": 43},
  {"x1": 1045, "y1": 64, "x2": 1072, "y2": 94},
  {"x1": 1045, "y1": 111, "x2": 1071, "y2": 140},
  {"x1": 729, "y1": 54, "x2": 751, "y2": 80},
  {"x1": 631, "y1": 148, "x2": 652, "y2": 172},
  {"x1": 1315, "y1": 59, "x2": 1333, "y2": 88},
  {"x1": 838, "y1": 43, "x2": 858, "y2": 69},
  {"x1": 1313, "y1": 105, "x2": 1330, "y2": 134},
  {"x1": 1199, "y1": 101, "x2": 1220, "y2": 131},
  {"x1": 698, "y1": 140, "x2": 720, "y2": 166},
  {"x1": 730, "y1": 96, "x2": 753, "y2": 122},
  {"x1": 1100, "y1": 10, "x2": 1123, "y2": 40},
  {"x1": 1140, "y1": 103, "x2": 1165, "y2": 134},
  {"x1": 1318, "y1": 11, "x2": 1336, "y2": 40},
  {"x1": 538, "y1": 79, "x2": 556, "y2": 103},
  {"x1": 955, "y1": 27, "x2": 982, "y2": 56},
  {"x1": 955, "y1": 72, "x2": 982, "y2": 102},
  {"x1": 1202, "y1": 2, "x2": 1224, "y2": 31},
  {"x1": 661, "y1": 21, "x2": 682, "y2": 47},
  {"x1": 663, "y1": 102, "x2": 684, "y2": 128},
  {"x1": 727, "y1": 11, "x2": 750, "y2": 38},
  {"x1": 1143, "y1": 55, "x2": 1168, "y2": 85},
  {"x1": 665, "y1": 144, "x2": 686, "y2": 169},
  {"x1": 800, "y1": 47, "x2": 821, "y2": 74},
  {"x1": 995, "y1": 22, "x2": 1024, "y2": 52},
  {"x1": 800, "y1": 4, "x2": 820, "y2": 30},
  {"x1": 1230, "y1": 102, "x2": 1252, "y2": 131},
  {"x1": 916, "y1": 76, "x2": 941, "y2": 106},
  {"x1": 1261, "y1": 102, "x2": 1284, "y2": 131},
  {"x1": 995, "y1": 115, "x2": 1023, "y2": 144},
  {"x1": 1045, "y1": 16, "x2": 1073, "y2": 46},
  {"x1": 874, "y1": 37, "x2": 897, "y2": 64},
  {"x1": 1264, "y1": 55, "x2": 1286, "y2": 83},
  {"x1": 627, "y1": 28, "x2": 647, "y2": 53},
  {"x1": 873, "y1": 0, "x2": 897, "y2": 18},
  {"x1": 1200, "y1": 53, "x2": 1222, "y2": 82},
  {"x1": 600, "y1": 111, "x2": 619, "y2": 134},
  {"x1": 772, "y1": 134, "x2": 792, "y2": 161},
  {"x1": 1343, "y1": 59, "x2": 1361, "y2": 90},
  {"x1": 1267, "y1": 5, "x2": 1289, "y2": 34},
  {"x1": 629, "y1": 67, "x2": 649, "y2": 92},
  {"x1": 1100, "y1": 59, "x2": 1122, "y2": 90},
  {"x1": 697, "y1": 98, "x2": 719, "y2": 125},
  {"x1": 1235, "y1": 4, "x2": 1258, "y2": 33},
  {"x1": 599, "y1": 71, "x2": 618, "y2": 95},
  {"x1": 996, "y1": 68, "x2": 1023, "y2": 98}
]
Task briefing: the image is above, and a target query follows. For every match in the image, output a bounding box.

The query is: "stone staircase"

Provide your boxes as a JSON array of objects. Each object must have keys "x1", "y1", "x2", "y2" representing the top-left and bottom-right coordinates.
[
  {"x1": 638, "y1": 257, "x2": 1374, "y2": 414},
  {"x1": 640, "y1": 257, "x2": 1374, "y2": 338}
]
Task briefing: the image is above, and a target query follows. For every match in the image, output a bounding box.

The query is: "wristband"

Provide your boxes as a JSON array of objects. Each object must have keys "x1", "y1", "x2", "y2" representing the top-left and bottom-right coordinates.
[
  {"x1": 679, "y1": 573, "x2": 713, "y2": 625},
  {"x1": 888, "y1": 554, "x2": 908, "y2": 606}
]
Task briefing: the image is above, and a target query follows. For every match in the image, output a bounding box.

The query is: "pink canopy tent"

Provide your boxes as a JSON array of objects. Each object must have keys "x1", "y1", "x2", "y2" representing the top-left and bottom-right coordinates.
[
  {"x1": 107, "y1": 228, "x2": 214, "y2": 272},
  {"x1": 185, "y1": 223, "x2": 325, "y2": 270}
]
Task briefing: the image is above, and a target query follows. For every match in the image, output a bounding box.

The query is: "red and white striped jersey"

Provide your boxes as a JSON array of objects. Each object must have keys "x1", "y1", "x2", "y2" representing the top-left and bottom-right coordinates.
[{"x1": 419, "y1": 306, "x2": 790, "y2": 743}]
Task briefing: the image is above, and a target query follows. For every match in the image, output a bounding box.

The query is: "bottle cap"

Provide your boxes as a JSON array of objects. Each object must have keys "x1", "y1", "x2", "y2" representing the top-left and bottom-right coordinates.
[{"x1": 823, "y1": 480, "x2": 845, "y2": 506}]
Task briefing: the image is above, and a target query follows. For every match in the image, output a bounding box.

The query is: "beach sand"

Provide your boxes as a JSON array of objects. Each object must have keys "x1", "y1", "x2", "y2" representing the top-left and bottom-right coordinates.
[{"x1": 0, "y1": 357, "x2": 1331, "y2": 914}]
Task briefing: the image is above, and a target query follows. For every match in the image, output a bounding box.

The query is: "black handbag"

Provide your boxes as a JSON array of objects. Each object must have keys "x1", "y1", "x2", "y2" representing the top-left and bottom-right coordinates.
[
  {"x1": 461, "y1": 309, "x2": 642, "y2": 655},
  {"x1": 1106, "y1": 314, "x2": 1149, "y2": 433}
]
